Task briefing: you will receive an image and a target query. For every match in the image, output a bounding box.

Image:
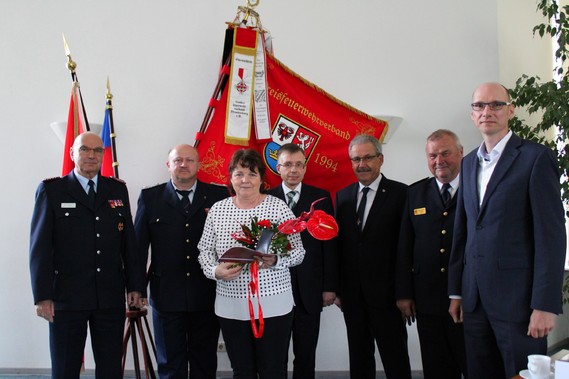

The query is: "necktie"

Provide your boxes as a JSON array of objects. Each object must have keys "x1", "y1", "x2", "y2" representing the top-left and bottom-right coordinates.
[
  {"x1": 87, "y1": 180, "x2": 96, "y2": 207},
  {"x1": 356, "y1": 187, "x2": 370, "y2": 233},
  {"x1": 286, "y1": 190, "x2": 297, "y2": 209},
  {"x1": 441, "y1": 183, "x2": 452, "y2": 206},
  {"x1": 176, "y1": 189, "x2": 192, "y2": 212}
]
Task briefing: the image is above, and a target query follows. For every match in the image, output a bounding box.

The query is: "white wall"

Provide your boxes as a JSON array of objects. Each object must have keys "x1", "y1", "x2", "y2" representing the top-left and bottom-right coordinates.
[{"x1": 0, "y1": 0, "x2": 559, "y2": 372}]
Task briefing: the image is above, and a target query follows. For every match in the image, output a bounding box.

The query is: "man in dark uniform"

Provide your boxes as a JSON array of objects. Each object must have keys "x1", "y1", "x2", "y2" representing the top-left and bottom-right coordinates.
[
  {"x1": 395, "y1": 129, "x2": 467, "y2": 379},
  {"x1": 135, "y1": 144, "x2": 228, "y2": 379},
  {"x1": 30, "y1": 131, "x2": 144, "y2": 379},
  {"x1": 268, "y1": 143, "x2": 339, "y2": 379}
]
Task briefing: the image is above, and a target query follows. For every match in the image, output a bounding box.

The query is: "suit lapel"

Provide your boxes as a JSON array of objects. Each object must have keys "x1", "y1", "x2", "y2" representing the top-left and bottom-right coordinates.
[
  {"x1": 295, "y1": 185, "x2": 313, "y2": 216},
  {"x1": 163, "y1": 181, "x2": 182, "y2": 214},
  {"x1": 272, "y1": 186, "x2": 286, "y2": 202},
  {"x1": 360, "y1": 176, "x2": 388, "y2": 235},
  {"x1": 188, "y1": 182, "x2": 207, "y2": 218},
  {"x1": 94, "y1": 177, "x2": 111, "y2": 210},
  {"x1": 429, "y1": 178, "x2": 445, "y2": 210},
  {"x1": 464, "y1": 152, "x2": 481, "y2": 216},
  {"x1": 479, "y1": 135, "x2": 521, "y2": 217},
  {"x1": 66, "y1": 173, "x2": 95, "y2": 210}
]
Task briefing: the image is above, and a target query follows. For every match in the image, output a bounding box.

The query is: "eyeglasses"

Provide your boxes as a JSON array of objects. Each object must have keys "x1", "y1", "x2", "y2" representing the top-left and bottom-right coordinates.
[
  {"x1": 278, "y1": 162, "x2": 306, "y2": 169},
  {"x1": 78, "y1": 146, "x2": 105, "y2": 155},
  {"x1": 350, "y1": 155, "x2": 379, "y2": 164},
  {"x1": 172, "y1": 158, "x2": 197, "y2": 165},
  {"x1": 471, "y1": 101, "x2": 511, "y2": 111}
]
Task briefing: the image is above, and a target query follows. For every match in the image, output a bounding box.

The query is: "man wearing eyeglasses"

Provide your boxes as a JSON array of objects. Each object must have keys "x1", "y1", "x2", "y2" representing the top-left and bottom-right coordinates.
[
  {"x1": 268, "y1": 143, "x2": 338, "y2": 379},
  {"x1": 30, "y1": 132, "x2": 145, "y2": 378},
  {"x1": 134, "y1": 144, "x2": 228, "y2": 379},
  {"x1": 335, "y1": 134, "x2": 411, "y2": 379},
  {"x1": 448, "y1": 82, "x2": 566, "y2": 378}
]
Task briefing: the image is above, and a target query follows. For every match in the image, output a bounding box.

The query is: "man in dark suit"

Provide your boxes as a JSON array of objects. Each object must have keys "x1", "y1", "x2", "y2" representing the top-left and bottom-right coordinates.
[
  {"x1": 134, "y1": 144, "x2": 228, "y2": 379},
  {"x1": 30, "y1": 131, "x2": 144, "y2": 379},
  {"x1": 396, "y1": 129, "x2": 467, "y2": 379},
  {"x1": 268, "y1": 143, "x2": 339, "y2": 379},
  {"x1": 448, "y1": 82, "x2": 566, "y2": 378},
  {"x1": 335, "y1": 134, "x2": 412, "y2": 379}
]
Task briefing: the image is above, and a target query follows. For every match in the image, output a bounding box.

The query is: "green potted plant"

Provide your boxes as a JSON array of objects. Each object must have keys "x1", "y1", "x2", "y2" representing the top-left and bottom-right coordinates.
[{"x1": 509, "y1": 0, "x2": 569, "y2": 302}]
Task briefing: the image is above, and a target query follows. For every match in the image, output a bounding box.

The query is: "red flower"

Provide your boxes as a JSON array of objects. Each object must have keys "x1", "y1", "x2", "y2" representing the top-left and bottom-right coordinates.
[
  {"x1": 278, "y1": 219, "x2": 307, "y2": 234},
  {"x1": 306, "y1": 210, "x2": 338, "y2": 240},
  {"x1": 256, "y1": 219, "x2": 272, "y2": 228},
  {"x1": 231, "y1": 232, "x2": 254, "y2": 245}
]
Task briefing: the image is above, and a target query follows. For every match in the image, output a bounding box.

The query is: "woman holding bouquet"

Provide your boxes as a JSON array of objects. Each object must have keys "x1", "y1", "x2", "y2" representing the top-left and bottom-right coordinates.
[{"x1": 198, "y1": 149, "x2": 306, "y2": 379}]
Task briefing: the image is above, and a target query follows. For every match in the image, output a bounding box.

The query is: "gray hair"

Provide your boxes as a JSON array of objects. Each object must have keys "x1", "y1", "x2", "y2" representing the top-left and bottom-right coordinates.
[
  {"x1": 348, "y1": 134, "x2": 382, "y2": 155},
  {"x1": 426, "y1": 129, "x2": 463, "y2": 151}
]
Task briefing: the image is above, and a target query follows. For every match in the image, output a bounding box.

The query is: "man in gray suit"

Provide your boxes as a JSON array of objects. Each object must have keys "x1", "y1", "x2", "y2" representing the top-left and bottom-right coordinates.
[{"x1": 448, "y1": 82, "x2": 566, "y2": 378}]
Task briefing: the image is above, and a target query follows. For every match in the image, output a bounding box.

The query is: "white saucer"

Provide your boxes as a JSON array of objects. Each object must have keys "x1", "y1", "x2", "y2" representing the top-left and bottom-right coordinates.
[{"x1": 518, "y1": 369, "x2": 554, "y2": 378}]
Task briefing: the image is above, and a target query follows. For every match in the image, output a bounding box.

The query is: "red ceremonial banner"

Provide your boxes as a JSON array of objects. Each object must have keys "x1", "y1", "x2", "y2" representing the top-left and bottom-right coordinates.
[{"x1": 196, "y1": 50, "x2": 388, "y2": 198}]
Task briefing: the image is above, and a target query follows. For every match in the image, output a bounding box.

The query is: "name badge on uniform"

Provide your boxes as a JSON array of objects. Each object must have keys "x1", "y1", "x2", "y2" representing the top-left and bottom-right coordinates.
[
  {"x1": 414, "y1": 207, "x2": 427, "y2": 216},
  {"x1": 61, "y1": 203, "x2": 76, "y2": 208}
]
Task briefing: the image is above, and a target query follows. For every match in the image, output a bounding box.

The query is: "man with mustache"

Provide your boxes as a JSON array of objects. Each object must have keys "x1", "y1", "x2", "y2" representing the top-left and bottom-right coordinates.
[
  {"x1": 134, "y1": 144, "x2": 228, "y2": 379},
  {"x1": 335, "y1": 134, "x2": 411, "y2": 379}
]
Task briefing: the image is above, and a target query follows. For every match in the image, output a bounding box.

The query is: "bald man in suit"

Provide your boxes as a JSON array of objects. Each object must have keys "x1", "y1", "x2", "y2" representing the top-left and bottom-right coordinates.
[{"x1": 448, "y1": 83, "x2": 566, "y2": 378}]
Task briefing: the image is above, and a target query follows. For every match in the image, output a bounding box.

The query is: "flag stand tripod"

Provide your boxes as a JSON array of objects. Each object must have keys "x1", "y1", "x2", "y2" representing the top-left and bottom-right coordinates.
[{"x1": 121, "y1": 307, "x2": 157, "y2": 379}]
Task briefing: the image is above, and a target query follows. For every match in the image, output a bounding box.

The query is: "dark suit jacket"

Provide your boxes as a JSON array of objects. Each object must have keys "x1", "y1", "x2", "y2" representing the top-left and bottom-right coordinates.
[
  {"x1": 335, "y1": 175, "x2": 408, "y2": 309},
  {"x1": 29, "y1": 172, "x2": 144, "y2": 310},
  {"x1": 134, "y1": 180, "x2": 228, "y2": 312},
  {"x1": 396, "y1": 177, "x2": 457, "y2": 315},
  {"x1": 269, "y1": 183, "x2": 339, "y2": 314},
  {"x1": 448, "y1": 133, "x2": 566, "y2": 322}
]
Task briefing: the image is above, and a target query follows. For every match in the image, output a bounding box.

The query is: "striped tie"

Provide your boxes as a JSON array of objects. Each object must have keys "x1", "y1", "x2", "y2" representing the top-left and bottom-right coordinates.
[{"x1": 286, "y1": 190, "x2": 297, "y2": 209}]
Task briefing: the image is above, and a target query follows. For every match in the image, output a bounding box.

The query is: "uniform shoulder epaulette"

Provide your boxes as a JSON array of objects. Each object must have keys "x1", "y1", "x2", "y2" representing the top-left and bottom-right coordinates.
[
  {"x1": 209, "y1": 182, "x2": 228, "y2": 189},
  {"x1": 409, "y1": 177, "x2": 430, "y2": 187},
  {"x1": 110, "y1": 177, "x2": 126, "y2": 184},
  {"x1": 142, "y1": 182, "x2": 163, "y2": 190},
  {"x1": 42, "y1": 176, "x2": 62, "y2": 183}
]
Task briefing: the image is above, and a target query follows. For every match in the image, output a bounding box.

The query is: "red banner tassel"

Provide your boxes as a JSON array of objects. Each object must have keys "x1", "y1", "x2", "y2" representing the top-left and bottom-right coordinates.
[{"x1": 247, "y1": 261, "x2": 264, "y2": 338}]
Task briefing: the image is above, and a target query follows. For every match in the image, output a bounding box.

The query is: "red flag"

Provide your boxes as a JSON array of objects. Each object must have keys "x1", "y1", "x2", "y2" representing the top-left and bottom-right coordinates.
[
  {"x1": 61, "y1": 82, "x2": 87, "y2": 175},
  {"x1": 100, "y1": 105, "x2": 113, "y2": 177},
  {"x1": 196, "y1": 51, "x2": 388, "y2": 198}
]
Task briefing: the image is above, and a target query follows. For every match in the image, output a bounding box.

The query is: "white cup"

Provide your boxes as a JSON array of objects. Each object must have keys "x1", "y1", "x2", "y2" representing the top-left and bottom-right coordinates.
[{"x1": 527, "y1": 354, "x2": 551, "y2": 379}]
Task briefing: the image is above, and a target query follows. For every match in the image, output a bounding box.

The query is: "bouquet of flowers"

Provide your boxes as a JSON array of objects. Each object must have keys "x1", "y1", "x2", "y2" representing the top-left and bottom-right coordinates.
[
  {"x1": 223, "y1": 198, "x2": 338, "y2": 338},
  {"x1": 231, "y1": 217, "x2": 292, "y2": 256}
]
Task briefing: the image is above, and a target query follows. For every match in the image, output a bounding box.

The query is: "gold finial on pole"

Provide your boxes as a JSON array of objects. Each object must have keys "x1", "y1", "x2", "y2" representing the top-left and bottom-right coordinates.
[
  {"x1": 62, "y1": 33, "x2": 77, "y2": 74},
  {"x1": 247, "y1": 0, "x2": 259, "y2": 8},
  {"x1": 106, "y1": 76, "x2": 113, "y2": 101},
  {"x1": 231, "y1": 0, "x2": 262, "y2": 29}
]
